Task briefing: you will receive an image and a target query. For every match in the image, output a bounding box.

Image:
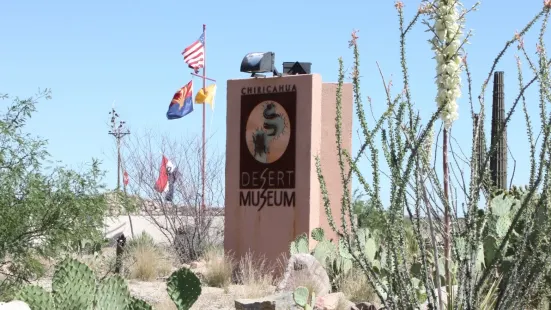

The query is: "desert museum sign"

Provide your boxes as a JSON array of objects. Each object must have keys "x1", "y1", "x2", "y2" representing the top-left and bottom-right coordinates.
[
  {"x1": 238, "y1": 85, "x2": 297, "y2": 210},
  {"x1": 224, "y1": 73, "x2": 352, "y2": 271}
]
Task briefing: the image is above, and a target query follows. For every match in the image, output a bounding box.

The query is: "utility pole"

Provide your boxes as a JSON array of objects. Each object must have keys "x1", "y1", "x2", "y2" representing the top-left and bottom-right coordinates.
[
  {"x1": 108, "y1": 107, "x2": 134, "y2": 237},
  {"x1": 108, "y1": 107, "x2": 130, "y2": 191}
]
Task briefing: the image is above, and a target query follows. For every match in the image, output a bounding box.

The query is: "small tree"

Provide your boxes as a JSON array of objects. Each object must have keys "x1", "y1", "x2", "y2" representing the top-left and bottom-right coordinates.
[
  {"x1": 0, "y1": 90, "x2": 108, "y2": 299},
  {"x1": 122, "y1": 129, "x2": 224, "y2": 263}
]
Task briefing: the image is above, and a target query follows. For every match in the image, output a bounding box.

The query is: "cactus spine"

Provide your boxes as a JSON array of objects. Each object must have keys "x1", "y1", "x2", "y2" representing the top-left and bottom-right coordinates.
[{"x1": 490, "y1": 71, "x2": 508, "y2": 190}]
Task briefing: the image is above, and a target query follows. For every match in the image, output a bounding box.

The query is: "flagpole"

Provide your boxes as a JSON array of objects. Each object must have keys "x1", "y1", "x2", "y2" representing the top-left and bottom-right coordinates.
[{"x1": 201, "y1": 24, "x2": 206, "y2": 212}]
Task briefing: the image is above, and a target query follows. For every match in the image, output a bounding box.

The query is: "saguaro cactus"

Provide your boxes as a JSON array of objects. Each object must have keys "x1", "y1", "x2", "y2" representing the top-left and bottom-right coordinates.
[{"x1": 490, "y1": 71, "x2": 508, "y2": 190}]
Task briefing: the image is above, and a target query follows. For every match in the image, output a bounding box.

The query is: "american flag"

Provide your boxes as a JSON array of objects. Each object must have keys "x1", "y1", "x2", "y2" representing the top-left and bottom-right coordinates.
[{"x1": 182, "y1": 33, "x2": 205, "y2": 73}]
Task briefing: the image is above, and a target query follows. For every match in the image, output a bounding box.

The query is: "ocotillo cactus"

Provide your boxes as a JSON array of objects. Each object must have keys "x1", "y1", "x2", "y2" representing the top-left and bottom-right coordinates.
[
  {"x1": 490, "y1": 71, "x2": 508, "y2": 190},
  {"x1": 473, "y1": 113, "x2": 486, "y2": 178}
]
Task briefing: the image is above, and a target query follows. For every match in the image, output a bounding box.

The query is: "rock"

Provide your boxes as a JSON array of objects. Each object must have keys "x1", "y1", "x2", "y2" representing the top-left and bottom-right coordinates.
[
  {"x1": 314, "y1": 292, "x2": 357, "y2": 310},
  {"x1": 355, "y1": 302, "x2": 377, "y2": 310},
  {"x1": 235, "y1": 292, "x2": 301, "y2": 310},
  {"x1": 235, "y1": 298, "x2": 275, "y2": 310},
  {"x1": 0, "y1": 300, "x2": 31, "y2": 310},
  {"x1": 276, "y1": 253, "x2": 331, "y2": 296}
]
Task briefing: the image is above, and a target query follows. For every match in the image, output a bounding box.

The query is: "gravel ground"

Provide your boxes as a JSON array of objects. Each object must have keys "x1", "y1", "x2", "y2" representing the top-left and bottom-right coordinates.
[
  {"x1": 32, "y1": 278, "x2": 272, "y2": 310},
  {"x1": 28, "y1": 242, "x2": 270, "y2": 310}
]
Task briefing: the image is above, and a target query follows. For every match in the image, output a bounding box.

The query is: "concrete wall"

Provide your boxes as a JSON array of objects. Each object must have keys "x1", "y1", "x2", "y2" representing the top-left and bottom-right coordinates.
[{"x1": 103, "y1": 215, "x2": 224, "y2": 245}]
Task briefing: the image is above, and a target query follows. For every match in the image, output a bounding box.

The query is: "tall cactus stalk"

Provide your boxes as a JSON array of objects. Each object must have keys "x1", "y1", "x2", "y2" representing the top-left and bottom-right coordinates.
[
  {"x1": 490, "y1": 71, "x2": 508, "y2": 190},
  {"x1": 473, "y1": 113, "x2": 489, "y2": 193},
  {"x1": 473, "y1": 114, "x2": 485, "y2": 175}
]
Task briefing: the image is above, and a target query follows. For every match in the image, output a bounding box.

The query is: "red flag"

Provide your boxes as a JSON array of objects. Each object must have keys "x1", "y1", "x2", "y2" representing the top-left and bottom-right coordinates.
[
  {"x1": 155, "y1": 156, "x2": 169, "y2": 192},
  {"x1": 123, "y1": 171, "x2": 129, "y2": 186},
  {"x1": 154, "y1": 155, "x2": 174, "y2": 193}
]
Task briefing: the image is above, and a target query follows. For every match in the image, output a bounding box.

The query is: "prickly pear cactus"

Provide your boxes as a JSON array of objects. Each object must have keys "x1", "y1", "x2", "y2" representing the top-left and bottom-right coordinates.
[
  {"x1": 293, "y1": 286, "x2": 309, "y2": 307},
  {"x1": 364, "y1": 237, "x2": 377, "y2": 262},
  {"x1": 490, "y1": 193, "x2": 515, "y2": 217},
  {"x1": 293, "y1": 286, "x2": 315, "y2": 310},
  {"x1": 495, "y1": 215, "x2": 512, "y2": 238},
  {"x1": 290, "y1": 233, "x2": 309, "y2": 255},
  {"x1": 311, "y1": 227, "x2": 325, "y2": 242},
  {"x1": 52, "y1": 258, "x2": 96, "y2": 310},
  {"x1": 338, "y1": 238, "x2": 353, "y2": 259},
  {"x1": 94, "y1": 275, "x2": 130, "y2": 310},
  {"x1": 13, "y1": 258, "x2": 155, "y2": 310},
  {"x1": 312, "y1": 239, "x2": 336, "y2": 265},
  {"x1": 166, "y1": 267, "x2": 202, "y2": 310},
  {"x1": 15, "y1": 285, "x2": 55, "y2": 310},
  {"x1": 128, "y1": 297, "x2": 153, "y2": 310}
]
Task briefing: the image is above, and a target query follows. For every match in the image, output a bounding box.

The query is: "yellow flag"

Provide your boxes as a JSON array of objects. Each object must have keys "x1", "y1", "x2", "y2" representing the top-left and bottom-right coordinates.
[{"x1": 194, "y1": 84, "x2": 217, "y2": 111}]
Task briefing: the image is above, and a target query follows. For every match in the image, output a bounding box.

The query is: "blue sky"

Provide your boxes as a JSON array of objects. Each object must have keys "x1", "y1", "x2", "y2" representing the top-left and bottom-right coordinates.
[{"x1": 0, "y1": 0, "x2": 548, "y2": 206}]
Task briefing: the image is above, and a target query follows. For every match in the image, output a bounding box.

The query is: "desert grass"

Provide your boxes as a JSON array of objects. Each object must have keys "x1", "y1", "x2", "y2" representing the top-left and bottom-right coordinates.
[
  {"x1": 233, "y1": 251, "x2": 276, "y2": 299},
  {"x1": 124, "y1": 232, "x2": 174, "y2": 281},
  {"x1": 338, "y1": 268, "x2": 379, "y2": 304},
  {"x1": 201, "y1": 245, "x2": 233, "y2": 290}
]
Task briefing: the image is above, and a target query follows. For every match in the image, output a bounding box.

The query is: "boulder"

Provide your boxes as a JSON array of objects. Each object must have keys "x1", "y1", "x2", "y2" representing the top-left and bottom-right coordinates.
[
  {"x1": 276, "y1": 254, "x2": 331, "y2": 296},
  {"x1": 235, "y1": 292, "x2": 301, "y2": 310}
]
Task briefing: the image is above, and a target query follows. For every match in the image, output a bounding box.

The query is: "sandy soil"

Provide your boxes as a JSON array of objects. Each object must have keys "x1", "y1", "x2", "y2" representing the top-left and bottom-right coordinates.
[{"x1": 32, "y1": 278, "x2": 273, "y2": 310}]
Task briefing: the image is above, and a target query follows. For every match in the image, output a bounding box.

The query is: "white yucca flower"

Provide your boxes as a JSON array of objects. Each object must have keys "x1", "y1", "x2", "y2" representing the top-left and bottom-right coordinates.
[
  {"x1": 422, "y1": 128, "x2": 435, "y2": 162},
  {"x1": 432, "y1": 0, "x2": 464, "y2": 129}
]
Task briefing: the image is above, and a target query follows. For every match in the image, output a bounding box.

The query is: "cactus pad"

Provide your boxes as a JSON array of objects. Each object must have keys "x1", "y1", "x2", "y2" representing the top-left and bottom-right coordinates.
[
  {"x1": 311, "y1": 228, "x2": 325, "y2": 242},
  {"x1": 290, "y1": 233, "x2": 309, "y2": 255},
  {"x1": 364, "y1": 238, "x2": 377, "y2": 262},
  {"x1": 293, "y1": 286, "x2": 309, "y2": 307},
  {"x1": 491, "y1": 194, "x2": 513, "y2": 216},
  {"x1": 128, "y1": 297, "x2": 153, "y2": 310},
  {"x1": 15, "y1": 285, "x2": 54, "y2": 310},
  {"x1": 484, "y1": 236, "x2": 498, "y2": 266},
  {"x1": 312, "y1": 239, "x2": 335, "y2": 265},
  {"x1": 94, "y1": 275, "x2": 130, "y2": 310},
  {"x1": 495, "y1": 215, "x2": 512, "y2": 238},
  {"x1": 338, "y1": 238, "x2": 353, "y2": 259},
  {"x1": 52, "y1": 258, "x2": 96, "y2": 310},
  {"x1": 167, "y1": 267, "x2": 201, "y2": 310}
]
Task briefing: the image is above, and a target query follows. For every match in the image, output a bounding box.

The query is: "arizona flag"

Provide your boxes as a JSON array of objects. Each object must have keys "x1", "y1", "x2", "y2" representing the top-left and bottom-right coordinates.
[
  {"x1": 167, "y1": 81, "x2": 193, "y2": 120},
  {"x1": 154, "y1": 155, "x2": 179, "y2": 202}
]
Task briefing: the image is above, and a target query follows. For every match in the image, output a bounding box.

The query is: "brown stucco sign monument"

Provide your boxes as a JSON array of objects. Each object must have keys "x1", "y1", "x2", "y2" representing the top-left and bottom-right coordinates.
[
  {"x1": 225, "y1": 74, "x2": 352, "y2": 269},
  {"x1": 239, "y1": 87, "x2": 297, "y2": 210}
]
